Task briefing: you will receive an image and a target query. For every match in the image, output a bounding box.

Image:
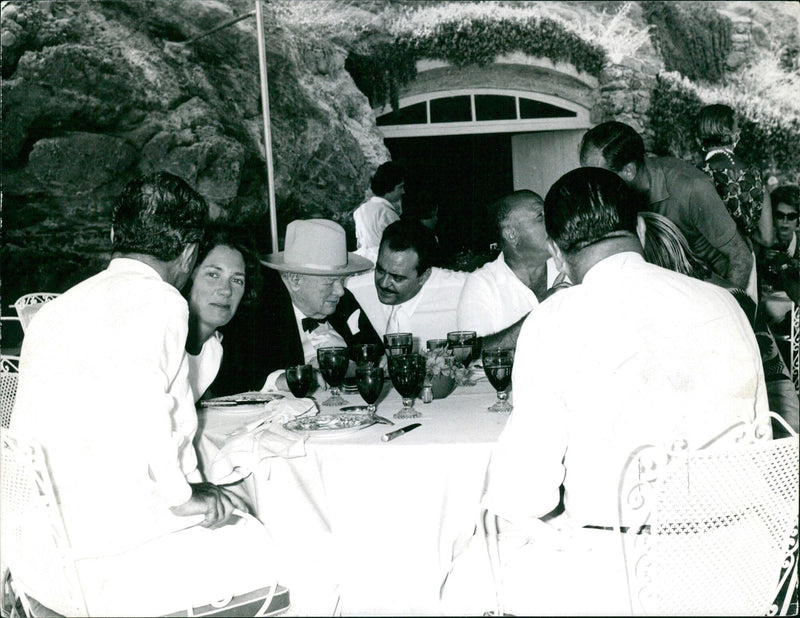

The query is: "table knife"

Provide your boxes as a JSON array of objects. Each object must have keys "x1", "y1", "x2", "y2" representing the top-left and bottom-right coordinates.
[{"x1": 382, "y1": 423, "x2": 421, "y2": 442}]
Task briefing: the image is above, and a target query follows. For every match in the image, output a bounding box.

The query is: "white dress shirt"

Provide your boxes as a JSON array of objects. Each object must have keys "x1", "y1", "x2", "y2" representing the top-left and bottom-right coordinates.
[
  {"x1": 262, "y1": 304, "x2": 348, "y2": 391},
  {"x1": 485, "y1": 252, "x2": 770, "y2": 528},
  {"x1": 347, "y1": 267, "x2": 467, "y2": 350},
  {"x1": 187, "y1": 331, "x2": 223, "y2": 402},
  {"x1": 12, "y1": 259, "x2": 201, "y2": 558},
  {"x1": 353, "y1": 196, "x2": 400, "y2": 260},
  {"x1": 457, "y1": 254, "x2": 562, "y2": 336}
]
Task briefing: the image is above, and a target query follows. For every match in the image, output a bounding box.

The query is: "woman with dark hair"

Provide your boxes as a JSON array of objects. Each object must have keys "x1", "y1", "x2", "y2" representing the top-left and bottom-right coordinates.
[{"x1": 183, "y1": 223, "x2": 260, "y2": 401}]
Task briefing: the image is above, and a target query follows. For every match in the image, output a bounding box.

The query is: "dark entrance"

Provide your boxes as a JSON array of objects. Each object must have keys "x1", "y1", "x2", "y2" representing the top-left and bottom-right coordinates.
[{"x1": 385, "y1": 133, "x2": 513, "y2": 265}]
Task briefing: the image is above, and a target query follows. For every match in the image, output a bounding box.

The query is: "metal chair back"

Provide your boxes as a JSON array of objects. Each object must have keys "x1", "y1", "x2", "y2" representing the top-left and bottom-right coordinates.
[
  {"x1": 0, "y1": 356, "x2": 20, "y2": 429},
  {"x1": 0, "y1": 430, "x2": 89, "y2": 616},
  {"x1": 617, "y1": 413, "x2": 799, "y2": 615},
  {"x1": 12, "y1": 293, "x2": 60, "y2": 334}
]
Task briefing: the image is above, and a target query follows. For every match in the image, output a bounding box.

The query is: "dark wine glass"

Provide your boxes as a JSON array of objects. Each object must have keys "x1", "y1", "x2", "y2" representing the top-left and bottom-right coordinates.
[
  {"x1": 481, "y1": 348, "x2": 514, "y2": 413},
  {"x1": 447, "y1": 331, "x2": 477, "y2": 367},
  {"x1": 317, "y1": 346, "x2": 349, "y2": 407},
  {"x1": 384, "y1": 332, "x2": 413, "y2": 357},
  {"x1": 285, "y1": 364, "x2": 314, "y2": 398},
  {"x1": 350, "y1": 343, "x2": 384, "y2": 367},
  {"x1": 426, "y1": 339, "x2": 449, "y2": 353},
  {"x1": 355, "y1": 364, "x2": 385, "y2": 416},
  {"x1": 387, "y1": 353, "x2": 427, "y2": 419}
]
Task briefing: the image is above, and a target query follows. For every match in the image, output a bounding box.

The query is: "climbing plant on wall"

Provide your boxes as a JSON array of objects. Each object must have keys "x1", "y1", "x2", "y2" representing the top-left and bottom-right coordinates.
[
  {"x1": 642, "y1": 1, "x2": 731, "y2": 83},
  {"x1": 649, "y1": 73, "x2": 800, "y2": 181},
  {"x1": 345, "y1": 15, "x2": 606, "y2": 109}
]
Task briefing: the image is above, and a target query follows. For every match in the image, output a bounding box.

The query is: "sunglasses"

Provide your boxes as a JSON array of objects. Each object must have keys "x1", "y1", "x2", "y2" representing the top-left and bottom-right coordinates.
[{"x1": 775, "y1": 211, "x2": 799, "y2": 222}]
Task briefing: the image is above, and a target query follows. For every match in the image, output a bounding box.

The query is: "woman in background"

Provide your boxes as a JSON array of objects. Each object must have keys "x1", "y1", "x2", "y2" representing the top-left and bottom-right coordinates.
[
  {"x1": 697, "y1": 103, "x2": 773, "y2": 247},
  {"x1": 697, "y1": 104, "x2": 773, "y2": 302},
  {"x1": 184, "y1": 223, "x2": 260, "y2": 401}
]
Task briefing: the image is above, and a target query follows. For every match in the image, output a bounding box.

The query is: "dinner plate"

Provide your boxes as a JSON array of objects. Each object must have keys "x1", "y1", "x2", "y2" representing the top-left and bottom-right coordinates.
[
  {"x1": 283, "y1": 413, "x2": 376, "y2": 438},
  {"x1": 200, "y1": 391, "x2": 284, "y2": 410}
]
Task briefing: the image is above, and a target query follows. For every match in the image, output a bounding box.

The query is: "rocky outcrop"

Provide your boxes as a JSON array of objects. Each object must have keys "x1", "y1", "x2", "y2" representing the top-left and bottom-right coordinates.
[{"x1": 1, "y1": 0, "x2": 388, "y2": 306}]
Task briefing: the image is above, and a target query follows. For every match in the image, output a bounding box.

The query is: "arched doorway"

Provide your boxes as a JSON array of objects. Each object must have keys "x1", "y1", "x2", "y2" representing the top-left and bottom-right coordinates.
[{"x1": 376, "y1": 87, "x2": 591, "y2": 258}]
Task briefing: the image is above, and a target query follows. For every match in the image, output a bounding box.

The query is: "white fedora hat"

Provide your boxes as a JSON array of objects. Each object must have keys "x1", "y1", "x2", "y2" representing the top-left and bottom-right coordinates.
[{"x1": 261, "y1": 219, "x2": 373, "y2": 275}]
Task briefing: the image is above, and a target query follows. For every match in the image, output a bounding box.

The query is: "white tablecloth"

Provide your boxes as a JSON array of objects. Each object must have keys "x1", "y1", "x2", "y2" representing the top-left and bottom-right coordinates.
[{"x1": 197, "y1": 376, "x2": 510, "y2": 616}]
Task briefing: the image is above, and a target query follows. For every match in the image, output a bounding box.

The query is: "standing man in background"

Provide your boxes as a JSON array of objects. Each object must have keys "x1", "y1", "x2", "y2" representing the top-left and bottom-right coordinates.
[
  {"x1": 579, "y1": 120, "x2": 753, "y2": 290},
  {"x1": 353, "y1": 161, "x2": 406, "y2": 263}
]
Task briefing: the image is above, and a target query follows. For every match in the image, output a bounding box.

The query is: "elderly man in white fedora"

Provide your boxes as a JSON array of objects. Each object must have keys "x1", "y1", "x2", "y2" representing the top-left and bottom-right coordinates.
[{"x1": 211, "y1": 219, "x2": 383, "y2": 396}]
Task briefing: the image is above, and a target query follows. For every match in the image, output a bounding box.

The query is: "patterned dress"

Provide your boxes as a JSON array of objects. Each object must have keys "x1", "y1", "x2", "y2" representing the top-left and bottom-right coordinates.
[{"x1": 701, "y1": 148, "x2": 765, "y2": 238}]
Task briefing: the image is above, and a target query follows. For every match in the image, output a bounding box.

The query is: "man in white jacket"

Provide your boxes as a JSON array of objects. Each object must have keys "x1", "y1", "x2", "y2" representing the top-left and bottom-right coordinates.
[{"x1": 353, "y1": 161, "x2": 405, "y2": 263}]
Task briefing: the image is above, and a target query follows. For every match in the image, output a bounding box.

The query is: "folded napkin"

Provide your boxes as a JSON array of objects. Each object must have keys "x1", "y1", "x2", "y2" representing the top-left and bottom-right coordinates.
[{"x1": 196, "y1": 397, "x2": 314, "y2": 484}]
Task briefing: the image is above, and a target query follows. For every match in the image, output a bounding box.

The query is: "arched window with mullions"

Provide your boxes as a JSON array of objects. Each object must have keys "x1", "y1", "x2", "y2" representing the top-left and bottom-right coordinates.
[{"x1": 376, "y1": 89, "x2": 589, "y2": 138}]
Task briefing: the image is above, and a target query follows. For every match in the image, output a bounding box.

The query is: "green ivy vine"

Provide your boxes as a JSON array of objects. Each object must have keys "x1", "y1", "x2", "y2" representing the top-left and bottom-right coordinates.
[
  {"x1": 649, "y1": 75, "x2": 800, "y2": 180},
  {"x1": 345, "y1": 16, "x2": 606, "y2": 110},
  {"x1": 642, "y1": 1, "x2": 731, "y2": 84}
]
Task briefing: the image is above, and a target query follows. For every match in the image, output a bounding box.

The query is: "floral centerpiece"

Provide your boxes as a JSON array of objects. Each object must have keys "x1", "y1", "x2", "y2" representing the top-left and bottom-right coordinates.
[{"x1": 425, "y1": 348, "x2": 473, "y2": 398}]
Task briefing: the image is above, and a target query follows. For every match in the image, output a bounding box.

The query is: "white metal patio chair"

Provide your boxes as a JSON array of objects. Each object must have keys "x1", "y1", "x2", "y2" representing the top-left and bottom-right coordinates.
[
  {"x1": 0, "y1": 430, "x2": 291, "y2": 617},
  {"x1": 0, "y1": 356, "x2": 20, "y2": 429},
  {"x1": 11, "y1": 293, "x2": 60, "y2": 334},
  {"x1": 481, "y1": 413, "x2": 799, "y2": 616},
  {"x1": 617, "y1": 413, "x2": 799, "y2": 615}
]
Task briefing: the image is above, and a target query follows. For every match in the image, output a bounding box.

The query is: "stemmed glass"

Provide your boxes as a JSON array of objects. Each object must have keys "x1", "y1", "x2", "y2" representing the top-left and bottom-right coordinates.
[
  {"x1": 426, "y1": 339, "x2": 449, "y2": 353},
  {"x1": 387, "y1": 353, "x2": 427, "y2": 419},
  {"x1": 384, "y1": 332, "x2": 413, "y2": 357},
  {"x1": 447, "y1": 331, "x2": 477, "y2": 367},
  {"x1": 285, "y1": 364, "x2": 314, "y2": 398},
  {"x1": 481, "y1": 348, "x2": 514, "y2": 413},
  {"x1": 355, "y1": 364, "x2": 385, "y2": 418},
  {"x1": 317, "y1": 346, "x2": 349, "y2": 407},
  {"x1": 350, "y1": 343, "x2": 384, "y2": 367}
]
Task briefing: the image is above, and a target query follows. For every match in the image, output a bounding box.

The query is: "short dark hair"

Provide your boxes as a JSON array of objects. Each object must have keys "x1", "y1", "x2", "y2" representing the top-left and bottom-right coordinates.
[
  {"x1": 112, "y1": 172, "x2": 207, "y2": 261},
  {"x1": 492, "y1": 189, "x2": 543, "y2": 242},
  {"x1": 579, "y1": 121, "x2": 645, "y2": 172},
  {"x1": 379, "y1": 219, "x2": 439, "y2": 274},
  {"x1": 185, "y1": 222, "x2": 262, "y2": 307},
  {"x1": 371, "y1": 161, "x2": 406, "y2": 197},
  {"x1": 696, "y1": 104, "x2": 737, "y2": 150},
  {"x1": 771, "y1": 185, "x2": 800, "y2": 213},
  {"x1": 544, "y1": 167, "x2": 643, "y2": 254}
]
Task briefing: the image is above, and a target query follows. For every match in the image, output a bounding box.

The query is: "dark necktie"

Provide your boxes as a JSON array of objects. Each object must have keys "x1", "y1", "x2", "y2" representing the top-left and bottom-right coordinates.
[{"x1": 302, "y1": 317, "x2": 328, "y2": 332}]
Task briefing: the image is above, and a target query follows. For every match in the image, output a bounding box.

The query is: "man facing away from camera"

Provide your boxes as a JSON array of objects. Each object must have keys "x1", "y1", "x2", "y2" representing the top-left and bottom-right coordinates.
[
  {"x1": 443, "y1": 167, "x2": 769, "y2": 616},
  {"x1": 11, "y1": 172, "x2": 286, "y2": 616}
]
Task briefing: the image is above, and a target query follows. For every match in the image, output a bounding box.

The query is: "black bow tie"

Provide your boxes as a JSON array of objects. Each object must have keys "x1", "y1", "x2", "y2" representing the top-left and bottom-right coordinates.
[{"x1": 302, "y1": 317, "x2": 328, "y2": 332}]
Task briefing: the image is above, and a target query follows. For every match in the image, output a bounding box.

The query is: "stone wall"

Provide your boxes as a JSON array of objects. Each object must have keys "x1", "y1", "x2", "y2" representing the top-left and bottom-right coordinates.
[{"x1": 1, "y1": 0, "x2": 388, "y2": 313}]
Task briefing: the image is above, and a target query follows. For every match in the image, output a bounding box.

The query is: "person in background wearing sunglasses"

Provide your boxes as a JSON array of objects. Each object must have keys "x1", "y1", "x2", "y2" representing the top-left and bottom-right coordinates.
[{"x1": 758, "y1": 185, "x2": 799, "y2": 304}]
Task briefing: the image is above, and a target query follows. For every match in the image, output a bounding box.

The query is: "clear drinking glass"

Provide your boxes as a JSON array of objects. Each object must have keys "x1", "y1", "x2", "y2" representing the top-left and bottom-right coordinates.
[
  {"x1": 317, "y1": 346, "x2": 349, "y2": 406},
  {"x1": 387, "y1": 353, "x2": 427, "y2": 419},
  {"x1": 481, "y1": 348, "x2": 514, "y2": 413}
]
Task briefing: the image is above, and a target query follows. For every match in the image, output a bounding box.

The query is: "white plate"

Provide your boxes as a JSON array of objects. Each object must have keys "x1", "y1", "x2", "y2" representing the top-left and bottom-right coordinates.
[
  {"x1": 201, "y1": 391, "x2": 284, "y2": 410},
  {"x1": 283, "y1": 413, "x2": 376, "y2": 438}
]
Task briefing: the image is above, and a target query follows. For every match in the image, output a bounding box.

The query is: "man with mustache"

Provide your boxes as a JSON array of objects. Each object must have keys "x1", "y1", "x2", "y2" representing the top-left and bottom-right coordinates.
[{"x1": 347, "y1": 220, "x2": 467, "y2": 349}]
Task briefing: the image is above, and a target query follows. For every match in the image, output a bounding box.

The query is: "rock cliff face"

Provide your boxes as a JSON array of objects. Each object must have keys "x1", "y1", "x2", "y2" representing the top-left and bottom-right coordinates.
[{"x1": 1, "y1": 0, "x2": 388, "y2": 306}]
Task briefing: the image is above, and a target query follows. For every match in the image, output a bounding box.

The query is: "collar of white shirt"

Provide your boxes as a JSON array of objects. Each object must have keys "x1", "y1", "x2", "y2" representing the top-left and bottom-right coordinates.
[{"x1": 292, "y1": 304, "x2": 347, "y2": 363}]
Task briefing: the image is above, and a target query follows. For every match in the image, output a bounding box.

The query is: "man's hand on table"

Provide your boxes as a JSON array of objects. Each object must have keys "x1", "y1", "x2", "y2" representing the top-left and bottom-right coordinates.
[{"x1": 171, "y1": 482, "x2": 250, "y2": 528}]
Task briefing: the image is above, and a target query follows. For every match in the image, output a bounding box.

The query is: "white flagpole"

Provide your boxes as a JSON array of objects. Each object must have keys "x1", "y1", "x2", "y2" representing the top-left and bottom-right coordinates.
[{"x1": 254, "y1": 0, "x2": 279, "y2": 253}]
